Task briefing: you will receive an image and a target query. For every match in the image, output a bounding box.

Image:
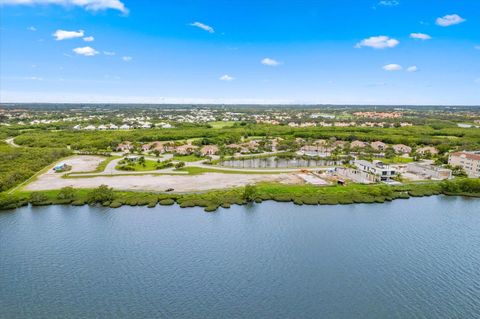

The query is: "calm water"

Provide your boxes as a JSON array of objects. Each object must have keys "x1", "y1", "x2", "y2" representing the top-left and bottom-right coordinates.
[
  {"x1": 1, "y1": 197, "x2": 480, "y2": 319},
  {"x1": 220, "y1": 157, "x2": 342, "y2": 168}
]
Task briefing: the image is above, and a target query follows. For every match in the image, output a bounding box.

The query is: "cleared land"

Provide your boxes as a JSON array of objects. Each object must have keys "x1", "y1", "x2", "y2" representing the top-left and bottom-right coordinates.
[{"x1": 24, "y1": 155, "x2": 303, "y2": 192}]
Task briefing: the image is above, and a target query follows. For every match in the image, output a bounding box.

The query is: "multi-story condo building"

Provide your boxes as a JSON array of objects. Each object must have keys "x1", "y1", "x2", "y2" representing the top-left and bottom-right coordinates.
[{"x1": 448, "y1": 152, "x2": 480, "y2": 178}]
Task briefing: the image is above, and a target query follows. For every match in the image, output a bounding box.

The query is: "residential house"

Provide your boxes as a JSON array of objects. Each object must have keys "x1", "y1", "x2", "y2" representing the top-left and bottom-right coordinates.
[
  {"x1": 350, "y1": 140, "x2": 367, "y2": 148},
  {"x1": 271, "y1": 137, "x2": 284, "y2": 151},
  {"x1": 354, "y1": 160, "x2": 397, "y2": 182},
  {"x1": 116, "y1": 141, "x2": 133, "y2": 152},
  {"x1": 299, "y1": 145, "x2": 333, "y2": 157},
  {"x1": 416, "y1": 146, "x2": 439, "y2": 156},
  {"x1": 333, "y1": 140, "x2": 346, "y2": 149},
  {"x1": 371, "y1": 141, "x2": 387, "y2": 151},
  {"x1": 175, "y1": 144, "x2": 199, "y2": 155},
  {"x1": 392, "y1": 144, "x2": 412, "y2": 154},
  {"x1": 448, "y1": 151, "x2": 480, "y2": 178},
  {"x1": 201, "y1": 145, "x2": 219, "y2": 156}
]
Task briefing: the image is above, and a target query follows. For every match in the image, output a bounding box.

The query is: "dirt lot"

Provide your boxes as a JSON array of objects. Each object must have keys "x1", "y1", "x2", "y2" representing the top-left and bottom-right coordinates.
[{"x1": 25, "y1": 156, "x2": 302, "y2": 192}]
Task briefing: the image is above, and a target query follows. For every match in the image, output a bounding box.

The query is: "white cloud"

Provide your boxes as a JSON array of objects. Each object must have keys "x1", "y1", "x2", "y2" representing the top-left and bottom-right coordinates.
[
  {"x1": 83, "y1": 36, "x2": 94, "y2": 42},
  {"x1": 355, "y1": 36, "x2": 399, "y2": 49},
  {"x1": 190, "y1": 22, "x2": 214, "y2": 33},
  {"x1": 406, "y1": 66, "x2": 418, "y2": 72},
  {"x1": 410, "y1": 33, "x2": 431, "y2": 40},
  {"x1": 475, "y1": 46, "x2": 480, "y2": 50},
  {"x1": 27, "y1": 26, "x2": 37, "y2": 31},
  {"x1": 1, "y1": 0, "x2": 128, "y2": 13},
  {"x1": 378, "y1": 1, "x2": 399, "y2": 6},
  {"x1": 122, "y1": 56, "x2": 132, "y2": 62},
  {"x1": 53, "y1": 29, "x2": 84, "y2": 40},
  {"x1": 219, "y1": 74, "x2": 234, "y2": 81},
  {"x1": 25, "y1": 76, "x2": 43, "y2": 81},
  {"x1": 103, "y1": 51, "x2": 116, "y2": 56},
  {"x1": 383, "y1": 64, "x2": 402, "y2": 71},
  {"x1": 436, "y1": 14, "x2": 466, "y2": 27},
  {"x1": 73, "y1": 46, "x2": 99, "y2": 56},
  {"x1": 261, "y1": 57, "x2": 281, "y2": 66}
]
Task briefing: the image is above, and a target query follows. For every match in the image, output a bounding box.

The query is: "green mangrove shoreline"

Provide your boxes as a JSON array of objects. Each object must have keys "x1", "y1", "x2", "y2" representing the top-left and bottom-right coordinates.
[{"x1": 1, "y1": 179, "x2": 479, "y2": 212}]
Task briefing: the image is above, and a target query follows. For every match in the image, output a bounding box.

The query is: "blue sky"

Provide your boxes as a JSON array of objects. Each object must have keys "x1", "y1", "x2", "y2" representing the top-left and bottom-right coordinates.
[{"x1": 0, "y1": 0, "x2": 479, "y2": 105}]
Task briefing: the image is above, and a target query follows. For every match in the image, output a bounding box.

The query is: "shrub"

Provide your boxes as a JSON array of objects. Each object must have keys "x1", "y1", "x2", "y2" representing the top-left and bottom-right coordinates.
[
  {"x1": 109, "y1": 201, "x2": 123, "y2": 208},
  {"x1": 243, "y1": 184, "x2": 257, "y2": 202},
  {"x1": 159, "y1": 198, "x2": 175, "y2": 205},
  {"x1": 57, "y1": 186, "x2": 75, "y2": 201},
  {"x1": 87, "y1": 185, "x2": 115, "y2": 204},
  {"x1": 175, "y1": 161, "x2": 185, "y2": 169},
  {"x1": 29, "y1": 192, "x2": 49, "y2": 205}
]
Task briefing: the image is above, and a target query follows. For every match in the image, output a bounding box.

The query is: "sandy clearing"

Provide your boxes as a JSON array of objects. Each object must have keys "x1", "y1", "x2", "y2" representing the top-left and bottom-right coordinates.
[
  {"x1": 25, "y1": 172, "x2": 301, "y2": 192},
  {"x1": 24, "y1": 155, "x2": 303, "y2": 192}
]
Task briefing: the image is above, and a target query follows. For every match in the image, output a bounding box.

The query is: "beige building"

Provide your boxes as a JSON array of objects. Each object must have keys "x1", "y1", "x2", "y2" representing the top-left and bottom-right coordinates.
[
  {"x1": 392, "y1": 144, "x2": 412, "y2": 154},
  {"x1": 416, "y1": 146, "x2": 439, "y2": 156},
  {"x1": 371, "y1": 141, "x2": 387, "y2": 151},
  {"x1": 200, "y1": 145, "x2": 219, "y2": 156},
  {"x1": 448, "y1": 152, "x2": 480, "y2": 178},
  {"x1": 350, "y1": 140, "x2": 367, "y2": 148}
]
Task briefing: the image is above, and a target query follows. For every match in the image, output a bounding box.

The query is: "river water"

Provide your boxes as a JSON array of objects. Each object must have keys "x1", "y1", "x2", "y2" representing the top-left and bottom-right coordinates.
[{"x1": 1, "y1": 196, "x2": 480, "y2": 318}]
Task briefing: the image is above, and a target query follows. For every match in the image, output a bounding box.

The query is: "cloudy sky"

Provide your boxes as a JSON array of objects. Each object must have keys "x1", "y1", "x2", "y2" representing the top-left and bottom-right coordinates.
[{"x1": 0, "y1": 0, "x2": 479, "y2": 105}]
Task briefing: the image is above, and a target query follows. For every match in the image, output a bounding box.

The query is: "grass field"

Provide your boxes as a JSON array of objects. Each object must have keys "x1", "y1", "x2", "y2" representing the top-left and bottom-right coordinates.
[
  {"x1": 373, "y1": 156, "x2": 413, "y2": 164},
  {"x1": 208, "y1": 121, "x2": 236, "y2": 129},
  {"x1": 172, "y1": 154, "x2": 204, "y2": 162},
  {"x1": 116, "y1": 159, "x2": 160, "y2": 171}
]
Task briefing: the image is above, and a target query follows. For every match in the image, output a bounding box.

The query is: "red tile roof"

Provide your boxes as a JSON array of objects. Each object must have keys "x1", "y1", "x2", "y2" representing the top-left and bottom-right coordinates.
[{"x1": 450, "y1": 152, "x2": 480, "y2": 161}]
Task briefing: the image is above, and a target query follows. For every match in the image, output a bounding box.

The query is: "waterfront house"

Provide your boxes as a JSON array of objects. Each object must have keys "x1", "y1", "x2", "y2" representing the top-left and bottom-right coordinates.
[{"x1": 354, "y1": 160, "x2": 397, "y2": 182}]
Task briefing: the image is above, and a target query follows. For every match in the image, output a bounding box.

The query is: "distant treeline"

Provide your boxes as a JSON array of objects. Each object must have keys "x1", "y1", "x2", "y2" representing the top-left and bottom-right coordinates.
[{"x1": 8, "y1": 124, "x2": 480, "y2": 152}]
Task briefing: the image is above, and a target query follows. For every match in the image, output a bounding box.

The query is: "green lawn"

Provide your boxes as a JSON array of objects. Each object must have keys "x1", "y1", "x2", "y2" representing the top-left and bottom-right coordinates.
[
  {"x1": 116, "y1": 159, "x2": 161, "y2": 171},
  {"x1": 172, "y1": 154, "x2": 204, "y2": 162},
  {"x1": 374, "y1": 156, "x2": 413, "y2": 164},
  {"x1": 208, "y1": 121, "x2": 236, "y2": 129}
]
